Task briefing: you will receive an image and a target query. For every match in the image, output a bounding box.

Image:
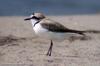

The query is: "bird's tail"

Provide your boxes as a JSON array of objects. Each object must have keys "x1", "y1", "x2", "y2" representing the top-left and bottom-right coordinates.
[
  {"x1": 82, "y1": 30, "x2": 100, "y2": 33},
  {"x1": 72, "y1": 29, "x2": 100, "y2": 36}
]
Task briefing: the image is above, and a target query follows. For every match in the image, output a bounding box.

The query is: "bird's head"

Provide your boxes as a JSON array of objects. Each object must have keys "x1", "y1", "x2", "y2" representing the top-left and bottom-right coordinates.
[{"x1": 24, "y1": 12, "x2": 45, "y2": 21}]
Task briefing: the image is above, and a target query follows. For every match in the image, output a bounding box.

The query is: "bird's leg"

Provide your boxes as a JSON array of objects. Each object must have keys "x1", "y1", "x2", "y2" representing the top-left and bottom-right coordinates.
[{"x1": 46, "y1": 40, "x2": 53, "y2": 56}]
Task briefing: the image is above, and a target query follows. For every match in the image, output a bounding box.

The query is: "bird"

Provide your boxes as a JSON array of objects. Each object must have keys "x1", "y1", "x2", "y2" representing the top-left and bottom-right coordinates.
[{"x1": 24, "y1": 12, "x2": 100, "y2": 56}]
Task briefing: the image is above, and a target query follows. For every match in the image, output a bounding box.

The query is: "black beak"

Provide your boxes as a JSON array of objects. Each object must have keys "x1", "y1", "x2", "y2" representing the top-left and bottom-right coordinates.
[{"x1": 24, "y1": 18, "x2": 32, "y2": 21}]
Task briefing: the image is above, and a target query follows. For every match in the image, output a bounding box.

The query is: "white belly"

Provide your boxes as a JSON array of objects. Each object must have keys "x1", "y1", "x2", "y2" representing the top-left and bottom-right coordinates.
[{"x1": 33, "y1": 23, "x2": 78, "y2": 40}]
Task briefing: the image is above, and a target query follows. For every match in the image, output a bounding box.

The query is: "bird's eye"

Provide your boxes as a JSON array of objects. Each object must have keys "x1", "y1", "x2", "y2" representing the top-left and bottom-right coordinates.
[
  {"x1": 31, "y1": 16, "x2": 40, "y2": 20},
  {"x1": 32, "y1": 16, "x2": 35, "y2": 18}
]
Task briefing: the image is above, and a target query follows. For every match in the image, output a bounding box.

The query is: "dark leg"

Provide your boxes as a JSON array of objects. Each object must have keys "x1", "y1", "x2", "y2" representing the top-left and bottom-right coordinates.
[{"x1": 46, "y1": 40, "x2": 53, "y2": 56}]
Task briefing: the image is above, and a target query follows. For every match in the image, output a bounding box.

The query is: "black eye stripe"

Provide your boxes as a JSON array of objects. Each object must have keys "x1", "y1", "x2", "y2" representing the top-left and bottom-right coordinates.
[
  {"x1": 32, "y1": 16, "x2": 40, "y2": 20},
  {"x1": 32, "y1": 16, "x2": 35, "y2": 18}
]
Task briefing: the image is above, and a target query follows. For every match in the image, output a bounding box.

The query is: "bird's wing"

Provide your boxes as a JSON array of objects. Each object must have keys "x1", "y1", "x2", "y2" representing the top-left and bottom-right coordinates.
[
  {"x1": 40, "y1": 19, "x2": 85, "y2": 35},
  {"x1": 41, "y1": 22, "x2": 69, "y2": 32},
  {"x1": 40, "y1": 20, "x2": 77, "y2": 33}
]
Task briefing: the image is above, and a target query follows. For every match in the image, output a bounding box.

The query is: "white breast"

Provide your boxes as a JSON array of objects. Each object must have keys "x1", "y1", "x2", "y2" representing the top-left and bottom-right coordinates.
[{"x1": 33, "y1": 23, "x2": 48, "y2": 35}]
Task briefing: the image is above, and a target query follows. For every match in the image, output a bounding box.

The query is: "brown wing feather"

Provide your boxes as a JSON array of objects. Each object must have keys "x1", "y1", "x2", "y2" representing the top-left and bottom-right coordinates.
[
  {"x1": 41, "y1": 22, "x2": 84, "y2": 35},
  {"x1": 41, "y1": 22, "x2": 69, "y2": 32},
  {"x1": 40, "y1": 18, "x2": 85, "y2": 35}
]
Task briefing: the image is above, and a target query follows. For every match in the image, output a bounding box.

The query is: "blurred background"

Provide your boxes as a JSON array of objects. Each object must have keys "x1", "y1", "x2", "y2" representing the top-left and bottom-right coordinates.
[
  {"x1": 0, "y1": 0, "x2": 100, "y2": 65},
  {"x1": 0, "y1": 0, "x2": 100, "y2": 16}
]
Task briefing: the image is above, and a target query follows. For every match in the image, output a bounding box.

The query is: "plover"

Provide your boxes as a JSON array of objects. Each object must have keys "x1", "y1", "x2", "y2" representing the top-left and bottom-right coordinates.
[{"x1": 24, "y1": 12, "x2": 99, "y2": 56}]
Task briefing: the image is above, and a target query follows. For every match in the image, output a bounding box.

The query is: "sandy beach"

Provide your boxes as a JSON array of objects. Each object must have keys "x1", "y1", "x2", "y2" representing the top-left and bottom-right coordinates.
[{"x1": 0, "y1": 14, "x2": 100, "y2": 66}]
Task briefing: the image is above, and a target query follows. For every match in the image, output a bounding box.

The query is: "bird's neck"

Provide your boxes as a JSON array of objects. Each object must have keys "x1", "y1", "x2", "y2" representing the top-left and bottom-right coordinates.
[{"x1": 31, "y1": 19, "x2": 39, "y2": 27}]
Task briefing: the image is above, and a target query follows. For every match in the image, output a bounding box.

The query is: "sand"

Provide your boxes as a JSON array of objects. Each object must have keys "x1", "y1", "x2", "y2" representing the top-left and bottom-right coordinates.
[{"x1": 0, "y1": 15, "x2": 100, "y2": 66}]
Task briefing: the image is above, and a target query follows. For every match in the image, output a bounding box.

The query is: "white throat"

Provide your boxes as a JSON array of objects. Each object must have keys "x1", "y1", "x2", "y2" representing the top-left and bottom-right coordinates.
[{"x1": 30, "y1": 19, "x2": 38, "y2": 27}]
